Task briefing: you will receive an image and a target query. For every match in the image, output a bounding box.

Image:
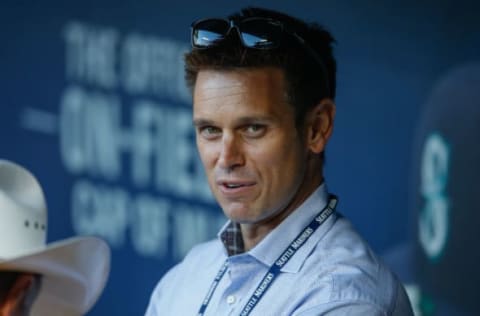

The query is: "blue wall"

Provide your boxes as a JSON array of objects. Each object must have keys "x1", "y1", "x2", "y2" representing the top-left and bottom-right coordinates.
[{"x1": 1, "y1": 1, "x2": 479, "y2": 315}]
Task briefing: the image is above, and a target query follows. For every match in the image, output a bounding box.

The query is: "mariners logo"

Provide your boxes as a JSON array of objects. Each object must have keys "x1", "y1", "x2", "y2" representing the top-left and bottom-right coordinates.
[{"x1": 419, "y1": 133, "x2": 450, "y2": 262}]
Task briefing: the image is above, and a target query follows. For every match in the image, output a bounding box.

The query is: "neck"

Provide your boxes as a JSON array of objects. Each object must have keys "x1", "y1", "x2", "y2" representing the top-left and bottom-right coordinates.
[
  {"x1": 240, "y1": 222, "x2": 280, "y2": 252},
  {"x1": 240, "y1": 171, "x2": 323, "y2": 251}
]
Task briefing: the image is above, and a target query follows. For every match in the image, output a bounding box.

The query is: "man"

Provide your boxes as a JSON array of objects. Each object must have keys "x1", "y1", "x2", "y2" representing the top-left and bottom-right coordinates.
[
  {"x1": 0, "y1": 159, "x2": 110, "y2": 316},
  {"x1": 146, "y1": 6, "x2": 413, "y2": 315}
]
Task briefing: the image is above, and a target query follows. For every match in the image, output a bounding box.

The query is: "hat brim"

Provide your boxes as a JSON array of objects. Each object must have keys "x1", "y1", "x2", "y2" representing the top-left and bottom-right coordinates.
[{"x1": 0, "y1": 236, "x2": 110, "y2": 316}]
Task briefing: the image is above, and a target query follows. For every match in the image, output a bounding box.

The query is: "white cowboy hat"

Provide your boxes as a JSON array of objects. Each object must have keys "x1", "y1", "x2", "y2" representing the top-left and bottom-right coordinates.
[{"x1": 0, "y1": 159, "x2": 110, "y2": 316}]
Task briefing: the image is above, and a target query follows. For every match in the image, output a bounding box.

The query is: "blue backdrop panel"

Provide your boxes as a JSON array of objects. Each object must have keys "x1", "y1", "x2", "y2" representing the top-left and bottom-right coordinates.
[{"x1": 1, "y1": 1, "x2": 479, "y2": 315}]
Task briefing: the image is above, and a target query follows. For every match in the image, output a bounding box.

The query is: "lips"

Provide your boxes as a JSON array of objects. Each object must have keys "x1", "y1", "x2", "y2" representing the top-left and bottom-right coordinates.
[{"x1": 216, "y1": 179, "x2": 256, "y2": 196}]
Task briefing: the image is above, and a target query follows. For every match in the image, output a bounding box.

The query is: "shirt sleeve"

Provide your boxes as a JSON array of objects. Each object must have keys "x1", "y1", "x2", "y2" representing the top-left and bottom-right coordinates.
[
  {"x1": 144, "y1": 279, "x2": 164, "y2": 316},
  {"x1": 144, "y1": 300, "x2": 158, "y2": 316},
  {"x1": 144, "y1": 263, "x2": 183, "y2": 316}
]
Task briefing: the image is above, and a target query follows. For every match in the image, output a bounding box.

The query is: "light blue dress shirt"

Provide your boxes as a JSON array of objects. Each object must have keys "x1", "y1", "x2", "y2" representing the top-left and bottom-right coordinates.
[{"x1": 145, "y1": 185, "x2": 413, "y2": 315}]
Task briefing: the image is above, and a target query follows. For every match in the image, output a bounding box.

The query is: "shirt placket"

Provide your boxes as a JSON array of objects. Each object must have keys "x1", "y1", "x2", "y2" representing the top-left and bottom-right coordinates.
[{"x1": 211, "y1": 255, "x2": 261, "y2": 316}]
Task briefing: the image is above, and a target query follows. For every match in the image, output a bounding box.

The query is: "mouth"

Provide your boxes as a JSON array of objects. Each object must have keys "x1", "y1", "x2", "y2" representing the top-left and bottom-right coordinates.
[{"x1": 217, "y1": 180, "x2": 256, "y2": 194}]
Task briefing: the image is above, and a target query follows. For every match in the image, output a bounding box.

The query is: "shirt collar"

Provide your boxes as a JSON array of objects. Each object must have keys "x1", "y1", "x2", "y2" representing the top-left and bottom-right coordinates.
[
  {"x1": 218, "y1": 184, "x2": 336, "y2": 273},
  {"x1": 218, "y1": 220, "x2": 244, "y2": 256}
]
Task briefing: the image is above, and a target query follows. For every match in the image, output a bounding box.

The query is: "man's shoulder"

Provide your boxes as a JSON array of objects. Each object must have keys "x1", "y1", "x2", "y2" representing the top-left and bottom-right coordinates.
[
  {"x1": 147, "y1": 238, "x2": 224, "y2": 300},
  {"x1": 184, "y1": 239, "x2": 223, "y2": 261},
  {"x1": 303, "y1": 215, "x2": 409, "y2": 313},
  {"x1": 315, "y1": 215, "x2": 382, "y2": 266},
  {"x1": 176, "y1": 238, "x2": 224, "y2": 271}
]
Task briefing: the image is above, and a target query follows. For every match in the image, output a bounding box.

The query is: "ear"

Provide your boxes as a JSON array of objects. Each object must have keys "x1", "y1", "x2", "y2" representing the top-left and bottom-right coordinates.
[{"x1": 305, "y1": 99, "x2": 335, "y2": 154}]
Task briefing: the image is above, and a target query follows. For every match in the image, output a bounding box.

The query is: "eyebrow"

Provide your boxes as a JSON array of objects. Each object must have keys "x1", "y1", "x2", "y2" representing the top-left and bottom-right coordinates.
[
  {"x1": 192, "y1": 118, "x2": 214, "y2": 127},
  {"x1": 192, "y1": 116, "x2": 275, "y2": 127}
]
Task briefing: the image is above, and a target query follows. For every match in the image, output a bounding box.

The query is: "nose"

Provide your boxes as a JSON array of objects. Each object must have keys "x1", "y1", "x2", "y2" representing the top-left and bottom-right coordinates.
[{"x1": 217, "y1": 132, "x2": 244, "y2": 171}]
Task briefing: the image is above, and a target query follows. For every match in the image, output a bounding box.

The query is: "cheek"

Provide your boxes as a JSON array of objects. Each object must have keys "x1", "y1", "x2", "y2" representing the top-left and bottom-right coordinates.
[
  {"x1": 197, "y1": 140, "x2": 216, "y2": 169},
  {"x1": 252, "y1": 138, "x2": 304, "y2": 185},
  {"x1": 198, "y1": 146, "x2": 218, "y2": 191}
]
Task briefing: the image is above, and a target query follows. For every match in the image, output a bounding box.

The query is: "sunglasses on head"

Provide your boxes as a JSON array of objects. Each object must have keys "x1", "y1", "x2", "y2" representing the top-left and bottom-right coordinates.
[
  {"x1": 191, "y1": 17, "x2": 286, "y2": 49},
  {"x1": 190, "y1": 17, "x2": 330, "y2": 96}
]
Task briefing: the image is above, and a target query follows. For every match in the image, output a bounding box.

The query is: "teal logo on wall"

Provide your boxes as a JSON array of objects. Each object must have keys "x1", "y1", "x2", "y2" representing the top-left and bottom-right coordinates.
[{"x1": 419, "y1": 133, "x2": 450, "y2": 262}]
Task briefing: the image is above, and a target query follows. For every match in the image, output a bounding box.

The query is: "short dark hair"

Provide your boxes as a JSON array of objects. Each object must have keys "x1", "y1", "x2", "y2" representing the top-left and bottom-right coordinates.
[{"x1": 185, "y1": 6, "x2": 336, "y2": 127}]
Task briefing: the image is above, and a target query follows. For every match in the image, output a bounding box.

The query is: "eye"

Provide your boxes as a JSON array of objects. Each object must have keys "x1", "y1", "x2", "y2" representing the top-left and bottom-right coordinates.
[
  {"x1": 198, "y1": 126, "x2": 222, "y2": 139},
  {"x1": 243, "y1": 124, "x2": 266, "y2": 137}
]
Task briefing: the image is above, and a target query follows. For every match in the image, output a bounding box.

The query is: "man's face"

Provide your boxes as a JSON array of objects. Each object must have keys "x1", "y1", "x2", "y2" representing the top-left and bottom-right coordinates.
[{"x1": 193, "y1": 67, "x2": 319, "y2": 225}]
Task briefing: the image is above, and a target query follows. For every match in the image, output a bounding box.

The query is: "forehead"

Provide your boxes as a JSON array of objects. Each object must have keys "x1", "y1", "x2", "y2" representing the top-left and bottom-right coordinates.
[{"x1": 193, "y1": 67, "x2": 292, "y2": 118}]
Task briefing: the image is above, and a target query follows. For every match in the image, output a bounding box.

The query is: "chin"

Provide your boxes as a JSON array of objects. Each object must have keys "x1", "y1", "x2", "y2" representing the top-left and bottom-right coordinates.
[{"x1": 222, "y1": 203, "x2": 256, "y2": 223}]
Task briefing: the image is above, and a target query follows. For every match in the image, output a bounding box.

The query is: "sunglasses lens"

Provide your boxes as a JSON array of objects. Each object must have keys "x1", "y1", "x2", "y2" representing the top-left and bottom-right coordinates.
[
  {"x1": 240, "y1": 19, "x2": 282, "y2": 49},
  {"x1": 192, "y1": 19, "x2": 230, "y2": 47}
]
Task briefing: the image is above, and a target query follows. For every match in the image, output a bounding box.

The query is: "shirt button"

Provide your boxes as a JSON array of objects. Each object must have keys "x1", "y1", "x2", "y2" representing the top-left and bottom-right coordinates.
[{"x1": 226, "y1": 295, "x2": 236, "y2": 305}]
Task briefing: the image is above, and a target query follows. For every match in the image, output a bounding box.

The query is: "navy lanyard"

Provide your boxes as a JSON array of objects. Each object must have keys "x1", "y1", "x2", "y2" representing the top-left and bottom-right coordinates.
[{"x1": 198, "y1": 195, "x2": 338, "y2": 316}]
